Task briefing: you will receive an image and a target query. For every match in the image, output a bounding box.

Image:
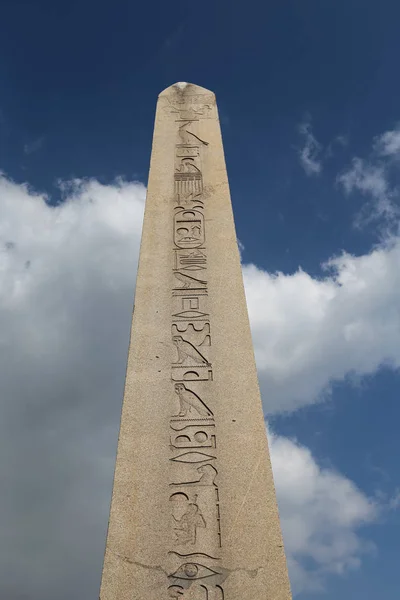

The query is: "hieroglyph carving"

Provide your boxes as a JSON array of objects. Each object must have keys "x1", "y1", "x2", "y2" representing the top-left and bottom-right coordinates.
[
  {"x1": 170, "y1": 493, "x2": 206, "y2": 545},
  {"x1": 168, "y1": 552, "x2": 224, "y2": 600},
  {"x1": 174, "y1": 249, "x2": 207, "y2": 271},
  {"x1": 164, "y1": 95, "x2": 215, "y2": 120},
  {"x1": 173, "y1": 272, "x2": 207, "y2": 289},
  {"x1": 167, "y1": 95, "x2": 223, "y2": 598},
  {"x1": 173, "y1": 384, "x2": 213, "y2": 418},
  {"x1": 174, "y1": 209, "x2": 205, "y2": 248},
  {"x1": 173, "y1": 337, "x2": 210, "y2": 366}
]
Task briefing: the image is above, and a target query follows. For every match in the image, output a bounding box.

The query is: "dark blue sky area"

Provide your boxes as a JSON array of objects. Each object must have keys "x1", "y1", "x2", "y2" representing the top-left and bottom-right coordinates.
[{"x1": 1, "y1": 0, "x2": 400, "y2": 275}]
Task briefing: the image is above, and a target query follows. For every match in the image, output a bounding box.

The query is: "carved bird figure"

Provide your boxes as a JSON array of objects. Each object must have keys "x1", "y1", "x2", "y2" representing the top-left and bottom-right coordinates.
[
  {"x1": 172, "y1": 336, "x2": 209, "y2": 365},
  {"x1": 174, "y1": 383, "x2": 213, "y2": 417},
  {"x1": 174, "y1": 272, "x2": 207, "y2": 289},
  {"x1": 178, "y1": 122, "x2": 209, "y2": 146}
]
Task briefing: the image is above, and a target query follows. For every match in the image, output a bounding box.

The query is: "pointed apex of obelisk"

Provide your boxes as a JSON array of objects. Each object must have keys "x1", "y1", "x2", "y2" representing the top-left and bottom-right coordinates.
[{"x1": 159, "y1": 82, "x2": 214, "y2": 97}]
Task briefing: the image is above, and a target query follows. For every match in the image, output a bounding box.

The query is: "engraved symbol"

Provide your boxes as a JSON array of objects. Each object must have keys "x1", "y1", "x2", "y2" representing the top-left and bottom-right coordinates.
[
  {"x1": 177, "y1": 225, "x2": 200, "y2": 241},
  {"x1": 174, "y1": 384, "x2": 213, "y2": 417},
  {"x1": 173, "y1": 288, "x2": 207, "y2": 299},
  {"x1": 173, "y1": 310, "x2": 209, "y2": 320},
  {"x1": 171, "y1": 464, "x2": 218, "y2": 487},
  {"x1": 175, "y1": 172, "x2": 203, "y2": 201},
  {"x1": 173, "y1": 336, "x2": 210, "y2": 366},
  {"x1": 184, "y1": 297, "x2": 199, "y2": 309},
  {"x1": 178, "y1": 122, "x2": 210, "y2": 145},
  {"x1": 169, "y1": 561, "x2": 219, "y2": 581},
  {"x1": 200, "y1": 584, "x2": 225, "y2": 599},
  {"x1": 174, "y1": 210, "x2": 204, "y2": 248},
  {"x1": 174, "y1": 152, "x2": 204, "y2": 205},
  {"x1": 175, "y1": 104, "x2": 211, "y2": 120},
  {"x1": 175, "y1": 249, "x2": 207, "y2": 271},
  {"x1": 171, "y1": 452, "x2": 216, "y2": 464},
  {"x1": 176, "y1": 146, "x2": 199, "y2": 157},
  {"x1": 174, "y1": 129, "x2": 206, "y2": 203},
  {"x1": 165, "y1": 93, "x2": 214, "y2": 120},
  {"x1": 196, "y1": 465, "x2": 217, "y2": 486},
  {"x1": 176, "y1": 157, "x2": 201, "y2": 173},
  {"x1": 171, "y1": 367, "x2": 213, "y2": 382},
  {"x1": 174, "y1": 272, "x2": 207, "y2": 289},
  {"x1": 165, "y1": 101, "x2": 213, "y2": 120},
  {"x1": 170, "y1": 425, "x2": 216, "y2": 449},
  {"x1": 168, "y1": 552, "x2": 222, "y2": 587},
  {"x1": 170, "y1": 493, "x2": 206, "y2": 545},
  {"x1": 176, "y1": 195, "x2": 204, "y2": 208},
  {"x1": 172, "y1": 294, "x2": 209, "y2": 321},
  {"x1": 172, "y1": 323, "x2": 211, "y2": 348}
]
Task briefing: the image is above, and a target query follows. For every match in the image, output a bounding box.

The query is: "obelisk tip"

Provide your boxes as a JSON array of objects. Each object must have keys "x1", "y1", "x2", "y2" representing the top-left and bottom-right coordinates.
[{"x1": 158, "y1": 82, "x2": 214, "y2": 97}]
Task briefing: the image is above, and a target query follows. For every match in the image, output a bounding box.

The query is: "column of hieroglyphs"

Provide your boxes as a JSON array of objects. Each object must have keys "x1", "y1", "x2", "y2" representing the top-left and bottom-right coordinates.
[
  {"x1": 99, "y1": 83, "x2": 293, "y2": 600},
  {"x1": 168, "y1": 88, "x2": 223, "y2": 600}
]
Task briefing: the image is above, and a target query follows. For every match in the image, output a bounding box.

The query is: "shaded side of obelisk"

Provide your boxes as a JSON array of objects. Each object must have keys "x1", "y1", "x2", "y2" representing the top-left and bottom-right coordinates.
[{"x1": 99, "y1": 82, "x2": 292, "y2": 600}]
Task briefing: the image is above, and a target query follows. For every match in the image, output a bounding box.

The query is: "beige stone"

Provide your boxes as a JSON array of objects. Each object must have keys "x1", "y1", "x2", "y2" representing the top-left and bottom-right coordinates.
[{"x1": 99, "y1": 83, "x2": 292, "y2": 600}]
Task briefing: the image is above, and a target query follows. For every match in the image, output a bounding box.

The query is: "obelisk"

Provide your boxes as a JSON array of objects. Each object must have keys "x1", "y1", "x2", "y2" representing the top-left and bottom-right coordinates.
[{"x1": 99, "y1": 83, "x2": 292, "y2": 600}]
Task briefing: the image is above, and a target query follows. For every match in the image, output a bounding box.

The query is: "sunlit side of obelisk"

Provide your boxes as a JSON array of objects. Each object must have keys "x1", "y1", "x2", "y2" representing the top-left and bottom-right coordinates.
[{"x1": 99, "y1": 83, "x2": 292, "y2": 600}]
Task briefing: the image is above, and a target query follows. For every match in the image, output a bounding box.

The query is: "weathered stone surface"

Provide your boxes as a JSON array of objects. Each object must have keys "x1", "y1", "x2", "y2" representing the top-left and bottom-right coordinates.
[{"x1": 99, "y1": 83, "x2": 292, "y2": 600}]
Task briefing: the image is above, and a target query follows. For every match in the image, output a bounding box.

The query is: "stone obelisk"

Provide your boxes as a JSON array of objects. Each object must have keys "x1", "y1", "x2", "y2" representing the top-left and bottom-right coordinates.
[{"x1": 99, "y1": 83, "x2": 292, "y2": 600}]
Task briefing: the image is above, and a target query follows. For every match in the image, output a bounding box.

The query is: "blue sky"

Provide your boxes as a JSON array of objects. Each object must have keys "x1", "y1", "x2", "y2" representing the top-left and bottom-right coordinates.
[{"x1": 0, "y1": 1, "x2": 400, "y2": 599}]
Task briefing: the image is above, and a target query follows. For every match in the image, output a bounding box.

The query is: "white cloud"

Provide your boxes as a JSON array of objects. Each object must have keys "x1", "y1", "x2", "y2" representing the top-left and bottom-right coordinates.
[
  {"x1": 243, "y1": 238, "x2": 400, "y2": 413},
  {"x1": 337, "y1": 157, "x2": 397, "y2": 224},
  {"x1": 374, "y1": 126, "x2": 400, "y2": 157},
  {"x1": 338, "y1": 158, "x2": 388, "y2": 198},
  {"x1": 297, "y1": 117, "x2": 348, "y2": 176},
  {"x1": 0, "y1": 174, "x2": 146, "y2": 600},
  {"x1": 270, "y1": 430, "x2": 377, "y2": 593},
  {"x1": 337, "y1": 124, "x2": 400, "y2": 226},
  {"x1": 298, "y1": 119, "x2": 323, "y2": 176}
]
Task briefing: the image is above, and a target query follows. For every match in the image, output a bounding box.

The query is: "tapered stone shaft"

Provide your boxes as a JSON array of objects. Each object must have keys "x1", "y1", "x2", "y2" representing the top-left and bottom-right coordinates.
[{"x1": 99, "y1": 83, "x2": 292, "y2": 600}]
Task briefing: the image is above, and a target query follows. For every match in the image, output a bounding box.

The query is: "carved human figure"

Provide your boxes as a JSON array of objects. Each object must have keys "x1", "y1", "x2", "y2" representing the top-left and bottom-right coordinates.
[
  {"x1": 173, "y1": 336, "x2": 209, "y2": 365},
  {"x1": 174, "y1": 383, "x2": 212, "y2": 418},
  {"x1": 172, "y1": 495, "x2": 206, "y2": 545}
]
